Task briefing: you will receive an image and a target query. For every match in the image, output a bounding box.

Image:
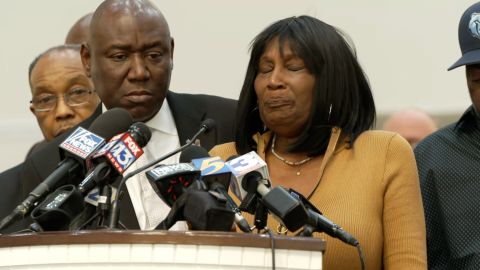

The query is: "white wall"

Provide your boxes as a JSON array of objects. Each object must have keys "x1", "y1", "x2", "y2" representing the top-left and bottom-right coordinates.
[{"x1": 0, "y1": 0, "x2": 474, "y2": 170}]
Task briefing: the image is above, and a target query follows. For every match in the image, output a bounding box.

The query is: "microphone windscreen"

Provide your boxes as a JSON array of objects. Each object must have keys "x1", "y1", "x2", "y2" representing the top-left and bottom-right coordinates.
[
  {"x1": 89, "y1": 108, "x2": 134, "y2": 140},
  {"x1": 183, "y1": 189, "x2": 235, "y2": 231},
  {"x1": 200, "y1": 118, "x2": 216, "y2": 134},
  {"x1": 180, "y1": 145, "x2": 210, "y2": 163},
  {"x1": 128, "y1": 122, "x2": 152, "y2": 147}
]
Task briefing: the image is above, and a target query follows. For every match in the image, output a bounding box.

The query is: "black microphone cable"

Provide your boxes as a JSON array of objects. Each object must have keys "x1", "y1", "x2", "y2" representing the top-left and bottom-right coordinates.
[
  {"x1": 264, "y1": 227, "x2": 276, "y2": 270},
  {"x1": 108, "y1": 119, "x2": 216, "y2": 229},
  {"x1": 356, "y1": 243, "x2": 366, "y2": 270}
]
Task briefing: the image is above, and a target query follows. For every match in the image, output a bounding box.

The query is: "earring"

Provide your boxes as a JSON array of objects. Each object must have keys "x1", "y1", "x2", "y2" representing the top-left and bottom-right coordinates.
[
  {"x1": 250, "y1": 105, "x2": 259, "y2": 114},
  {"x1": 328, "y1": 104, "x2": 333, "y2": 123}
]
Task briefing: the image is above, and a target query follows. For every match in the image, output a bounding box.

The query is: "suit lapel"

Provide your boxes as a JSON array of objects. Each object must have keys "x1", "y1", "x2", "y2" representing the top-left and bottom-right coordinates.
[{"x1": 166, "y1": 91, "x2": 215, "y2": 148}]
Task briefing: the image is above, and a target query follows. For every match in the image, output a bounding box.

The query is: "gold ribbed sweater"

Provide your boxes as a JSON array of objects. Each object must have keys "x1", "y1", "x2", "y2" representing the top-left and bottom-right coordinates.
[{"x1": 210, "y1": 129, "x2": 427, "y2": 270}]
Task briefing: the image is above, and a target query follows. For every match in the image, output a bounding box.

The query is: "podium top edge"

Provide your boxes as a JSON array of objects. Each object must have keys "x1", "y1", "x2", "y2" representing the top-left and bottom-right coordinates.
[{"x1": 0, "y1": 230, "x2": 325, "y2": 252}]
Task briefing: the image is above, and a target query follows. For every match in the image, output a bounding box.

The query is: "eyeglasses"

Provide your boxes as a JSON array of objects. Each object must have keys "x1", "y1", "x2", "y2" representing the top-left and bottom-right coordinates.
[{"x1": 30, "y1": 89, "x2": 94, "y2": 112}]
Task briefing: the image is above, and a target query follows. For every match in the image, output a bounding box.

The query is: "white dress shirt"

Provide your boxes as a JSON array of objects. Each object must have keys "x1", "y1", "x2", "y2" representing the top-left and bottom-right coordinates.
[{"x1": 104, "y1": 102, "x2": 188, "y2": 230}]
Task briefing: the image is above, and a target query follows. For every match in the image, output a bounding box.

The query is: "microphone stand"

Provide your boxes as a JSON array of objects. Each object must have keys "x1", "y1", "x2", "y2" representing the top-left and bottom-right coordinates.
[
  {"x1": 239, "y1": 171, "x2": 269, "y2": 233},
  {"x1": 73, "y1": 165, "x2": 118, "y2": 231},
  {"x1": 108, "y1": 124, "x2": 211, "y2": 229},
  {"x1": 253, "y1": 201, "x2": 268, "y2": 232},
  {"x1": 79, "y1": 184, "x2": 112, "y2": 229}
]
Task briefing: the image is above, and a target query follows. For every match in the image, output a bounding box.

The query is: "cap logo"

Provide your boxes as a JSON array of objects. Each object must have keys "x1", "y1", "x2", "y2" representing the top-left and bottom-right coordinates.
[{"x1": 469, "y1": 13, "x2": 480, "y2": 39}]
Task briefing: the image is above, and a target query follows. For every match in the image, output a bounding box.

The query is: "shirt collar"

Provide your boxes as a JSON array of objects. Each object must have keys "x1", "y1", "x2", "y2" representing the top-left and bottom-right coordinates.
[
  {"x1": 144, "y1": 101, "x2": 177, "y2": 135},
  {"x1": 455, "y1": 105, "x2": 480, "y2": 131},
  {"x1": 101, "y1": 101, "x2": 178, "y2": 135}
]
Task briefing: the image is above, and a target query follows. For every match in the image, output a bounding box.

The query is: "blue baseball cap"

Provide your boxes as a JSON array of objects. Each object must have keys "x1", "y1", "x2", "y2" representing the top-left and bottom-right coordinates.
[{"x1": 449, "y1": 2, "x2": 480, "y2": 70}]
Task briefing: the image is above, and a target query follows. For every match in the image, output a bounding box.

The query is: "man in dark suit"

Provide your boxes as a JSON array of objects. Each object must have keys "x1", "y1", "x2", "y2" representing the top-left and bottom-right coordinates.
[{"x1": 0, "y1": 0, "x2": 236, "y2": 232}]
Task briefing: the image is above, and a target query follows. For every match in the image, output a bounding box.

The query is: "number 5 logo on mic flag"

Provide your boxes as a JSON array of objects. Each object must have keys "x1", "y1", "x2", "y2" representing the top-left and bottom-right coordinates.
[{"x1": 191, "y1": 156, "x2": 229, "y2": 176}]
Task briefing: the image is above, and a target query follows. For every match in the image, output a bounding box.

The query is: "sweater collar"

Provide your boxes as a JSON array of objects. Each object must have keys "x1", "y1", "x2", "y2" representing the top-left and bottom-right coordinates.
[
  {"x1": 252, "y1": 127, "x2": 345, "y2": 158},
  {"x1": 252, "y1": 127, "x2": 343, "y2": 199}
]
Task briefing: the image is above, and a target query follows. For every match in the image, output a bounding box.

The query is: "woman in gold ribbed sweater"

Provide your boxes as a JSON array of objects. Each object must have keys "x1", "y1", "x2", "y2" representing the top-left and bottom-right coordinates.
[{"x1": 210, "y1": 15, "x2": 427, "y2": 269}]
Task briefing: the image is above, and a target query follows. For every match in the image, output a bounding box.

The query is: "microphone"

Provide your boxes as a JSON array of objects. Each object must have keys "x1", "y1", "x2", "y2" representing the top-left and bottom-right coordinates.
[
  {"x1": 287, "y1": 189, "x2": 359, "y2": 246},
  {"x1": 30, "y1": 122, "x2": 152, "y2": 231},
  {"x1": 153, "y1": 145, "x2": 242, "y2": 232},
  {"x1": 225, "y1": 152, "x2": 270, "y2": 231},
  {"x1": 238, "y1": 159, "x2": 359, "y2": 246},
  {"x1": 263, "y1": 185, "x2": 358, "y2": 246},
  {"x1": 182, "y1": 185, "x2": 235, "y2": 231},
  {"x1": 186, "y1": 146, "x2": 251, "y2": 232},
  {"x1": 108, "y1": 119, "x2": 216, "y2": 229},
  {"x1": 144, "y1": 144, "x2": 205, "y2": 206},
  {"x1": 0, "y1": 108, "x2": 133, "y2": 231},
  {"x1": 225, "y1": 151, "x2": 271, "y2": 201},
  {"x1": 155, "y1": 180, "x2": 235, "y2": 231},
  {"x1": 227, "y1": 151, "x2": 358, "y2": 246},
  {"x1": 145, "y1": 163, "x2": 200, "y2": 206},
  {"x1": 225, "y1": 152, "x2": 270, "y2": 217},
  {"x1": 30, "y1": 184, "x2": 84, "y2": 231},
  {"x1": 145, "y1": 144, "x2": 230, "y2": 209},
  {"x1": 78, "y1": 122, "x2": 152, "y2": 195},
  {"x1": 228, "y1": 154, "x2": 270, "y2": 231}
]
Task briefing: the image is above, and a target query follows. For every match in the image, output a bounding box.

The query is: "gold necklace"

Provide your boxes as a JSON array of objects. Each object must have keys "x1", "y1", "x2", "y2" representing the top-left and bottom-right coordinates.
[{"x1": 271, "y1": 134, "x2": 312, "y2": 176}]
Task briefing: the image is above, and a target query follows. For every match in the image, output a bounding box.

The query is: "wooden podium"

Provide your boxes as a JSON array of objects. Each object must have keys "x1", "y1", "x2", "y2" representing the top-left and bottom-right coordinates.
[{"x1": 0, "y1": 230, "x2": 325, "y2": 270}]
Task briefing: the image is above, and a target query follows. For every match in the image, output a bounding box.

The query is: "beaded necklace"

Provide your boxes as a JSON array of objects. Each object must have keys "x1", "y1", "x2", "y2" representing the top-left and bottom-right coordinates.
[{"x1": 271, "y1": 134, "x2": 312, "y2": 175}]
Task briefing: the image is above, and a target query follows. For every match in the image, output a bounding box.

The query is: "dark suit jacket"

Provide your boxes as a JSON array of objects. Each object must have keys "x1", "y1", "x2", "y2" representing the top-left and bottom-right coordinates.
[{"x1": 0, "y1": 91, "x2": 237, "y2": 232}]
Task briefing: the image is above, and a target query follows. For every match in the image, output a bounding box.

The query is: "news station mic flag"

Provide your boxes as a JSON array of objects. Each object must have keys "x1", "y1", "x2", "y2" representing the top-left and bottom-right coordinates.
[
  {"x1": 145, "y1": 145, "x2": 231, "y2": 207},
  {"x1": 89, "y1": 122, "x2": 150, "y2": 174},
  {"x1": 0, "y1": 109, "x2": 134, "y2": 231},
  {"x1": 225, "y1": 151, "x2": 271, "y2": 201},
  {"x1": 146, "y1": 163, "x2": 200, "y2": 206},
  {"x1": 30, "y1": 123, "x2": 152, "y2": 231}
]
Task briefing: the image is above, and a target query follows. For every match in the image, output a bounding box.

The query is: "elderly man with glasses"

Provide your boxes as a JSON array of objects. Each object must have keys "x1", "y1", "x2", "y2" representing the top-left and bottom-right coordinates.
[
  {"x1": 28, "y1": 44, "x2": 100, "y2": 143},
  {"x1": 0, "y1": 45, "x2": 101, "y2": 233}
]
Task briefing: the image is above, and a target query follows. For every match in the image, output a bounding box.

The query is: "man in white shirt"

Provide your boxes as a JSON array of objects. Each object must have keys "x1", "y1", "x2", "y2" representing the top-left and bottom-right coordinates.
[{"x1": 79, "y1": 0, "x2": 237, "y2": 230}]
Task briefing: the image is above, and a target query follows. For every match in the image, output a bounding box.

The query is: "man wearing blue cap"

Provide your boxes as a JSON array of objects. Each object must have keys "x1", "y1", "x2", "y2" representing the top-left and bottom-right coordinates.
[{"x1": 415, "y1": 2, "x2": 480, "y2": 269}]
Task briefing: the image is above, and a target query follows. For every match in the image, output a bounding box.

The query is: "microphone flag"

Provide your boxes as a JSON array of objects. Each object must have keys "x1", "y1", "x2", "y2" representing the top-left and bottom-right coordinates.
[
  {"x1": 225, "y1": 151, "x2": 270, "y2": 200},
  {"x1": 91, "y1": 132, "x2": 144, "y2": 174}
]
